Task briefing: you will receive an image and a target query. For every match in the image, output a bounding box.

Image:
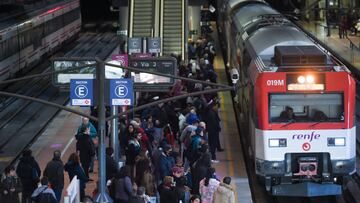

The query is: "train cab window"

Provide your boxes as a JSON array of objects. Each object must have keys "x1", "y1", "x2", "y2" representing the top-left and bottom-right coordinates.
[{"x1": 269, "y1": 93, "x2": 344, "y2": 123}]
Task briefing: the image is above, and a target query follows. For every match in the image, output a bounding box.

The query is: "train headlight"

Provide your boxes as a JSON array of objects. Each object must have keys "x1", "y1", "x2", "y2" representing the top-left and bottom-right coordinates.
[
  {"x1": 306, "y1": 75, "x2": 315, "y2": 83},
  {"x1": 297, "y1": 76, "x2": 305, "y2": 84},
  {"x1": 269, "y1": 139, "x2": 287, "y2": 147},
  {"x1": 327, "y1": 137, "x2": 346, "y2": 146}
]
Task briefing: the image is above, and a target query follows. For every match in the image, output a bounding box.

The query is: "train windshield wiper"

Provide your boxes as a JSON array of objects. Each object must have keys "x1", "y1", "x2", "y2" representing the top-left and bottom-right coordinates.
[
  {"x1": 310, "y1": 121, "x2": 321, "y2": 127},
  {"x1": 281, "y1": 119, "x2": 296, "y2": 128}
]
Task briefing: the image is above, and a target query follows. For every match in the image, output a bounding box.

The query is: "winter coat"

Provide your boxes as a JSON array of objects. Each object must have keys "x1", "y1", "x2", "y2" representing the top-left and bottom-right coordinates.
[
  {"x1": 125, "y1": 138, "x2": 141, "y2": 165},
  {"x1": 203, "y1": 108, "x2": 221, "y2": 136},
  {"x1": 76, "y1": 133, "x2": 95, "y2": 164},
  {"x1": 64, "y1": 161, "x2": 88, "y2": 189},
  {"x1": 31, "y1": 185, "x2": 57, "y2": 203},
  {"x1": 43, "y1": 158, "x2": 64, "y2": 189},
  {"x1": 106, "y1": 155, "x2": 118, "y2": 181},
  {"x1": 158, "y1": 184, "x2": 178, "y2": 203},
  {"x1": 213, "y1": 182, "x2": 235, "y2": 203},
  {"x1": 114, "y1": 176, "x2": 133, "y2": 201},
  {"x1": 16, "y1": 156, "x2": 41, "y2": 193},
  {"x1": 199, "y1": 178, "x2": 220, "y2": 203},
  {"x1": 192, "y1": 165, "x2": 208, "y2": 195},
  {"x1": 159, "y1": 153, "x2": 175, "y2": 181},
  {"x1": 0, "y1": 176, "x2": 22, "y2": 203},
  {"x1": 77, "y1": 122, "x2": 97, "y2": 138}
]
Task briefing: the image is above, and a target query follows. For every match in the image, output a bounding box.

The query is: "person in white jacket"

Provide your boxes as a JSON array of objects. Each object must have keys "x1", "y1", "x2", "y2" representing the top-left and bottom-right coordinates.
[{"x1": 213, "y1": 177, "x2": 235, "y2": 203}]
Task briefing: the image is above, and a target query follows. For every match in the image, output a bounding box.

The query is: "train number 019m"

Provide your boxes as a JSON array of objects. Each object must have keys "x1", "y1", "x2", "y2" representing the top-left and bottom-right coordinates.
[{"x1": 266, "y1": 80, "x2": 284, "y2": 86}]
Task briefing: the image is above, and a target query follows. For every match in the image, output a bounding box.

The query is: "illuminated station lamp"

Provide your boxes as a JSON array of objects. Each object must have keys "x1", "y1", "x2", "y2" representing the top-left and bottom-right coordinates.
[{"x1": 287, "y1": 74, "x2": 325, "y2": 91}]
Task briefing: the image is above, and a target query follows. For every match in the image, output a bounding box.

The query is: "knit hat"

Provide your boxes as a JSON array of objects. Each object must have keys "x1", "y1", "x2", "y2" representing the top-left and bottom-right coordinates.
[{"x1": 172, "y1": 166, "x2": 184, "y2": 174}]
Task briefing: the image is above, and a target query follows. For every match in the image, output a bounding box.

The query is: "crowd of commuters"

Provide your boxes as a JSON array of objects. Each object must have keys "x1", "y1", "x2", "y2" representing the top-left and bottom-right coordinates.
[{"x1": 0, "y1": 5, "x2": 236, "y2": 203}]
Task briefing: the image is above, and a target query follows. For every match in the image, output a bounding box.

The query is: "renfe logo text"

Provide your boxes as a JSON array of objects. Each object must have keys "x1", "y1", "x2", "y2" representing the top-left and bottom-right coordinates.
[{"x1": 292, "y1": 131, "x2": 320, "y2": 142}]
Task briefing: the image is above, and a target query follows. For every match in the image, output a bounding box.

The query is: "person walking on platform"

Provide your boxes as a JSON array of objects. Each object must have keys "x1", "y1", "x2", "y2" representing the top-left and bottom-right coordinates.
[
  {"x1": 213, "y1": 176, "x2": 235, "y2": 203},
  {"x1": 0, "y1": 166, "x2": 22, "y2": 203},
  {"x1": 339, "y1": 16, "x2": 348, "y2": 39},
  {"x1": 31, "y1": 177, "x2": 57, "y2": 203},
  {"x1": 76, "y1": 125, "x2": 96, "y2": 178},
  {"x1": 43, "y1": 150, "x2": 64, "y2": 203},
  {"x1": 16, "y1": 149, "x2": 41, "y2": 203},
  {"x1": 64, "y1": 153, "x2": 89, "y2": 202},
  {"x1": 203, "y1": 100, "x2": 222, "y2": 162}
]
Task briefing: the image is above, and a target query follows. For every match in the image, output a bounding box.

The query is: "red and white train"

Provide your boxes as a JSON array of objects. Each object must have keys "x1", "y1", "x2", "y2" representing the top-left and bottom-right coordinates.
[
  {"x1": 0, "y1": 0, "x2": 81, "y2": 80},
  {"x1": 218, "y1": 0, "x2": 356, "y2": 196}
]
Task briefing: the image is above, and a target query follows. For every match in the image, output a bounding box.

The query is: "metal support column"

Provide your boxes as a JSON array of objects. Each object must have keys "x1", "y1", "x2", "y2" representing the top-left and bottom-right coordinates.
[
  {"x1": 325, "y1": 0, "x2": 331, "y2": 37},
  {"x1": 95, "y1": 60, "x2": 112, "y2": 203},
  {"x1": 111, "y1": 106, "x2": 119, "y2": 163}
]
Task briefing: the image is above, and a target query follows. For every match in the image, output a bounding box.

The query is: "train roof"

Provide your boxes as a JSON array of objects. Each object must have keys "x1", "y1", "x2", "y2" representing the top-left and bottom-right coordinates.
[
  {"x1": 231, "y1": 2, "x2": 279, "y2": 29},
  {"x1": 247, "y1": 26, "x2": 313, "y2": 59}
]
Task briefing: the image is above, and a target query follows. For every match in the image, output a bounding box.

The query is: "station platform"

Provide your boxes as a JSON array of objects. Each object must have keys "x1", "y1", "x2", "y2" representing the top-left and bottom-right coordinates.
[
  {"x1": 24, "y1": 28, "x2": 253, "y2": 203},
  {"x1": 299, "y1": 21, "x2": 360, "y2": 68}
]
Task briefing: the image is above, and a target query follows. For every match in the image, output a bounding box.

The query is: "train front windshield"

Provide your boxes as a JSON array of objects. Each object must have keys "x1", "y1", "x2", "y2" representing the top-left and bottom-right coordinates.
[{"x1": 269, "y1": 93, "x2": 344, "y2": 123}]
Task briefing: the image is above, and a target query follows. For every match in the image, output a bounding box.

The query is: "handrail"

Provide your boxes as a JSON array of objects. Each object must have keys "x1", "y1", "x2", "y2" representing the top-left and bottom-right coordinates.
[
  {"x1": 181, "y1": 0, "x2": 185, "y2": 60},
  {"x1": 347, "y1": 37, "x2": 360, "y2": 51},
  {"x1": 159, "y1": 0, "x2": 164, "y2": 56},
  {"x1": 129, "y1": 0, "x2": 134, "y2": 37}
]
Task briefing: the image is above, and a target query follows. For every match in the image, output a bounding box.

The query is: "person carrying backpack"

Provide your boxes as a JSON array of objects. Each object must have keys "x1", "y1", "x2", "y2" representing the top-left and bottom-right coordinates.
[
  {"x1": 31, "y1": 177, "x2": 57, "y2": 203},
  {"x1": 16, "y1": 149, "x2": 41, "y2": 203}
]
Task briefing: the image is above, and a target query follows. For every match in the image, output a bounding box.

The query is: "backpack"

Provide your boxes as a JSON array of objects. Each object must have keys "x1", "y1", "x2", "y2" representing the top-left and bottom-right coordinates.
[{"x1": 31, "y1": 187, "x2": 47, "y2": 202}]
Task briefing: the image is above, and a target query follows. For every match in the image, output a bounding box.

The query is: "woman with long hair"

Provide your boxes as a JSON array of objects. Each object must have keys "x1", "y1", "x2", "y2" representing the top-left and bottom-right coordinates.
[
  {"x1": 113, "y1": 166, "x2": 133, "y2": 203},
  {"x1": 64, "y1": 153, "x2": 89, "y2": 201},
  {"x1": 199, "y1": 167, "x2": 220, "y2": 203}
]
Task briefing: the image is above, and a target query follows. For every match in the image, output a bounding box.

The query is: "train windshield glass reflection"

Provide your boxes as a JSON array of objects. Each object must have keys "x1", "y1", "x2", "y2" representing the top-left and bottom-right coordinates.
[{"x1": 269, "y1": 93, "x2": 344, "y2": 123}]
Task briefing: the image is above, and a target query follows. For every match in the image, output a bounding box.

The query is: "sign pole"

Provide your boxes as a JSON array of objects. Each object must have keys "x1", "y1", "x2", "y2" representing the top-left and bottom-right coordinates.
[
  {"x1": 111, "y1": 106, "x2": 119, "y2": 163},
  {"x1": 95, "y1": 60, "x2": 112, "y2": 203}
]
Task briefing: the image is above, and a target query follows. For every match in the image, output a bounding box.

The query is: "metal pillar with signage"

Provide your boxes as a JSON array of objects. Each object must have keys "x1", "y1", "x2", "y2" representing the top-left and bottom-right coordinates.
[{"x1": 94, "y1": 60, "x2": 112, "y2": 203}]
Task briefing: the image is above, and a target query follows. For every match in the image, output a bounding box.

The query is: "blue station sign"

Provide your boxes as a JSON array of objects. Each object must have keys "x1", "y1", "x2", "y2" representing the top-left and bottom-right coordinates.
[
  {"x1": 70, "y1": 79, "x2": 93, "y2": 106},
  {"x1": 109, "y1": 79, "x2": 134, "y2": 106}
]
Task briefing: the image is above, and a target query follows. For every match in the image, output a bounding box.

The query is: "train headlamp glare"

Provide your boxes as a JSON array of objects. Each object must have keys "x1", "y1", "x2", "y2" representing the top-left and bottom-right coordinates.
[
  {"x1": 327, "y1": 137, "x2": 346, "y2": 146},
  {"x1": 269, "y1": 139, "x2": 287, "y2": 147},
  {"x1": 297, "y1": 76, "x2": 305, "y2": 84},
  {"x1": 306, "y1": 75, "x2": 315, "y2": 83}
]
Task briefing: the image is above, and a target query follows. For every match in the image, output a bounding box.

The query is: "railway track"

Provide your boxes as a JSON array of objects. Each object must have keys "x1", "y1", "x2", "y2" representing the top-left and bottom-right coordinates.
[{"x1": 0, "y1": 24, "x2": 119, "y2": 172}]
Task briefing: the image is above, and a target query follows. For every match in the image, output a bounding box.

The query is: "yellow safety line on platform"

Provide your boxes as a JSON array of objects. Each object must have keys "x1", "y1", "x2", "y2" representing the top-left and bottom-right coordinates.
[{"x1": 218, "y1": 91, "x2": 238, "y2": 203}]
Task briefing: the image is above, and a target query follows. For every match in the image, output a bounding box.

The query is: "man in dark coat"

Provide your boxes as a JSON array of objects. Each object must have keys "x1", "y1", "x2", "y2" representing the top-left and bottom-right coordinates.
[
  {"x1": 203, "y1": 101, "x2": 222, "y2": 162},
  {"x1": 159, "y1": 145, "x2": 175, "y2": 181},
  {"x1": 106, "y1": 147, "x2": 118, "y2": 181},
  {"x1": 76, "y1": 126, "x2": 96, "y2": 178},
  {"x1": 16, "y1": 149, "x2": 41, "y2": 203},
  {"x1": 43, "y1": 150, "x2": 64, "y2": 203}
]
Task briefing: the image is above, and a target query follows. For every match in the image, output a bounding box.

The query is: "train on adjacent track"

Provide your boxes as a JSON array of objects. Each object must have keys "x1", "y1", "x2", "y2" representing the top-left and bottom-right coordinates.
[
  {"x1": 0, "y1": 0, "x2": 81, "y2": 81},
  {"x1": 218, "y1": 0, "x2": 356, "y2": 196}
]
